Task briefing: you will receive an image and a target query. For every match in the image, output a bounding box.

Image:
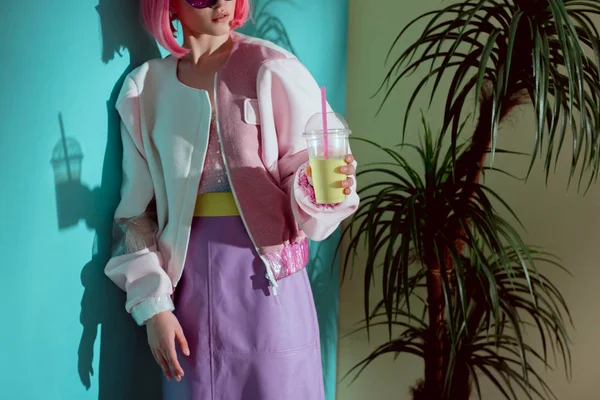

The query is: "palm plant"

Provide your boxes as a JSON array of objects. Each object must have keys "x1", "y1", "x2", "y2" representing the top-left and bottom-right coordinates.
[
  {"x1": 342, "y1": 124, "x2": 571, "y2": 399},
  {"x1": 340, "y1": 0, "x2": 600, "y2": 398}
]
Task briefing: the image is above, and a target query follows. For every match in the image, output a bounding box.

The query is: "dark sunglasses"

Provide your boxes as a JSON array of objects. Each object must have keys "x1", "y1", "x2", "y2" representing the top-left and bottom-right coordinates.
[{"x1": 184, "y1": 0, "x2": 232, "y2": 9}]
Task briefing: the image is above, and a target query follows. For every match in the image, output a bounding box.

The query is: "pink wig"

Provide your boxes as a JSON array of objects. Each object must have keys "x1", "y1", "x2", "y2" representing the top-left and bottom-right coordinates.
[{"x1": 141, "y1": 0, "x2": 251, "y2": 58}]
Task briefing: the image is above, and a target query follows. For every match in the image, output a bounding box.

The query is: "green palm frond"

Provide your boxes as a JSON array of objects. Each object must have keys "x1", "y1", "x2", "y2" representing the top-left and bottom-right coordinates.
[
  {"x1": 378, "y1": 0, "x2": 600, "y2": 188},
  {"x1": 341, "y1": 117, "x2": 571, "y2": 399}
]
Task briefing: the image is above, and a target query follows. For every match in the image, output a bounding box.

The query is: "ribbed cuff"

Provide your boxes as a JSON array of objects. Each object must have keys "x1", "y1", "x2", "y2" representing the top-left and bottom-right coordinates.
[{"x1": 131, "y1": 295, "x2": 175, "y2": 326}]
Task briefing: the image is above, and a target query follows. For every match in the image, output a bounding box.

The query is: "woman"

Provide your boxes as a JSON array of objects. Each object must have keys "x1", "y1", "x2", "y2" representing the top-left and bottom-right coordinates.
[{"x1": 104, "y1": 0, "x2": 359, "y2": 398}]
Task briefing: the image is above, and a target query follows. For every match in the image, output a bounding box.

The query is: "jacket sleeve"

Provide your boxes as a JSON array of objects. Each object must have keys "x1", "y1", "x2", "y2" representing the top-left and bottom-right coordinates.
[
  {"x1": 104, "y1": 76, "x2": 175, "y2": 326},
  {"x1": 257, "y1": 57, "x2": 359, "y2": 242}
]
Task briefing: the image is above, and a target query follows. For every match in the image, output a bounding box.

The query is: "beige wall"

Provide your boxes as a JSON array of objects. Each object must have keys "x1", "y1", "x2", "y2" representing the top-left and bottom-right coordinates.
[{"x1": 337, "y1": 1, "x2": 600, "y2": 399}]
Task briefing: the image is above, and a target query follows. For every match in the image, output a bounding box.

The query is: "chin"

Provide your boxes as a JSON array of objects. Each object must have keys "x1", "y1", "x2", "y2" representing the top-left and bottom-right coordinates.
[{"x1": 205, "y1": 25, "x2": 231, "y2": 37}]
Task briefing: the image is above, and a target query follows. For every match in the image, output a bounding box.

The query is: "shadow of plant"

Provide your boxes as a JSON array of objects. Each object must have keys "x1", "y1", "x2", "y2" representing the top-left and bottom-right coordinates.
[{"x1": 238, "y1": 0, "x2": 297, "y2": 54}]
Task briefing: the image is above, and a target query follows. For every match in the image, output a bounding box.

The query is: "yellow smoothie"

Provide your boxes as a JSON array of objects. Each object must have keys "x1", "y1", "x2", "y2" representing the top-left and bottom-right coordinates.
[{"x1": 309, "y1": 157, "x2": 347, "y2": 204}]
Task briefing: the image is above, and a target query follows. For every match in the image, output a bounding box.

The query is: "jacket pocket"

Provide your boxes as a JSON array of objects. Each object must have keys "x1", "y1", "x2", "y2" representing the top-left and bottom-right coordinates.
[{"x1": 243, "y1": 98, "x2": 261, "y2": 125}]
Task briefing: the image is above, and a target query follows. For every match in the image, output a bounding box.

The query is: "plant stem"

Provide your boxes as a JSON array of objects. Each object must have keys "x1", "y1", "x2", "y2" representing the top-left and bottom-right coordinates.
[
  {"x1": 425, "y1": 266, "x2": 445, "y2": 398},
  {"x1": 422, "y1": 85, "x2": 522, "y2": 399}
]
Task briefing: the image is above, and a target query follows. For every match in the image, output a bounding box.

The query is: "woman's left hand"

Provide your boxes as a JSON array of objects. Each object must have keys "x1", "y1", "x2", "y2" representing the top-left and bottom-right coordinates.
[{"x1": 305, "y1": 154, "x2": 356, "y2": 196}]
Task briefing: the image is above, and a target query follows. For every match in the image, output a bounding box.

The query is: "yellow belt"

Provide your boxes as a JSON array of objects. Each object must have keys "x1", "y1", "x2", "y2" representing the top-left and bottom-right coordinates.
[{"x1": 194, "y1": 192, "x2": 240, "y2": 217}]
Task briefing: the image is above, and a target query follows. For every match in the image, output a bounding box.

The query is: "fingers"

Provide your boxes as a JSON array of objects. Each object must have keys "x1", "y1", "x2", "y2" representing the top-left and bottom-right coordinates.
[
  {"x1": 305, "y1": 165, "x2": 314, "y2": 186},
  {"x1": 341, "y1": 164, "x2": 355, "y2": 175},
  {"x1": 342, "y1": 155, "x2": 355, "y2": 196},
  {"x1": 164, "y1": 340, "x2": 184, "y2": 382},
  {"x1": 340, "y1": 176, "x2": 354, "y2": 196},
  {"x1": 176, "y1": 326, "x2": 191, "y2": 357},
  {"x1": 146, "y1": 312, "x2": 188, "y2": 383},
  {"x1": 152, "y1": 348, "x2": 173, "y2": 381}
]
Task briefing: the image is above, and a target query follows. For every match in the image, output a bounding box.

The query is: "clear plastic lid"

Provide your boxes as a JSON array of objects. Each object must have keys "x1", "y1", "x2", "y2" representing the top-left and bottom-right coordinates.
[{"x1": 303, "y1": 112, "x2": 351, "y2": 136}]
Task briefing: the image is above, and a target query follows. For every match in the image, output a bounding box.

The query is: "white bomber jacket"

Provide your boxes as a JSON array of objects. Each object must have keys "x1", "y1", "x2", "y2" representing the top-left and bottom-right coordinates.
[{"x1": 104, "y1": 32, "x2": 359, "y2": 325}]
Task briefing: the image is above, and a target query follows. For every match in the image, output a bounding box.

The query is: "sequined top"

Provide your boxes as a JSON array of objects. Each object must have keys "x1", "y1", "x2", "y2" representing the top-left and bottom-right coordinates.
[{"x1": 198, "y1": 115, "x2": 232, "y2": 194}]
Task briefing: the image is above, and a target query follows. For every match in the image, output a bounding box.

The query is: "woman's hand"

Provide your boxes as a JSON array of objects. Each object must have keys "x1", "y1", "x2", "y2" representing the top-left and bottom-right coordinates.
[
  {"x1": 305, "y1": 154, "x2": 356, "y2": 196},
  {"x1": 146, "y1": 311, "x2": 190, "y2": 382},
  {"x1": 339, "y1": 154, "x2": 356, "y2": 195}
]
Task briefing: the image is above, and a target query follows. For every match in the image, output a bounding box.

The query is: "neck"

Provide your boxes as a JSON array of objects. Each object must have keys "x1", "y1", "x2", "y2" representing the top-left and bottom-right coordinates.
[{"x1": 182, "y1": 32, "x2": 232, "y2": 64}]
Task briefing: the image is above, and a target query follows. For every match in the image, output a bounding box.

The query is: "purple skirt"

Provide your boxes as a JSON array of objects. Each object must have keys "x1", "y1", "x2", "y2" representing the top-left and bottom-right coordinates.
[{"x1": 163, "y1": 215, "x2": 325, "y2": 400}]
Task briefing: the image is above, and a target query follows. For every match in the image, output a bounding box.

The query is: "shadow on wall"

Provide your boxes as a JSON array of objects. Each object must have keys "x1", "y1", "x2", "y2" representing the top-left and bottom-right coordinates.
[
  {"x1": 306, "y1": 236, "x2": 341, "y2": 389},
  {"x1": 238, "y1": 0, "x2": 297, "y2": 55},
  {"x1": 51, "y1": 0, "x2": 161, "y2": 399}
]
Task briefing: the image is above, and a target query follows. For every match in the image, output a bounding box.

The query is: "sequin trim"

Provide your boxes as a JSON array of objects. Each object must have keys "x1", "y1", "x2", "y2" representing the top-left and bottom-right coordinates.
[{"x1": 262, "y1": 239, "x2": 310, "y2": 280}]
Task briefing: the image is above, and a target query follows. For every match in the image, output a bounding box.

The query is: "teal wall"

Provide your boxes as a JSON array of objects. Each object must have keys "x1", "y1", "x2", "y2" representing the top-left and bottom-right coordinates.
[{"x1": 1, "y1": 1, "x2": 348, "y2": 399}]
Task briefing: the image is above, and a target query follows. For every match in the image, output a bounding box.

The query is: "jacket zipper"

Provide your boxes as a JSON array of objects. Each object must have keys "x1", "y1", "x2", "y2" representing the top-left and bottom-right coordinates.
[{"x1": 212, "y1": 72, "x2": 279, "y2": 295}]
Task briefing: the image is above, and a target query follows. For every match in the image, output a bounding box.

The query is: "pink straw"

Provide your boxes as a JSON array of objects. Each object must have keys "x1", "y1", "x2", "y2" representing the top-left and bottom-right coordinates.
[{"x1": 321, "y1": 86, "x2": 329, "y2": 158}]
